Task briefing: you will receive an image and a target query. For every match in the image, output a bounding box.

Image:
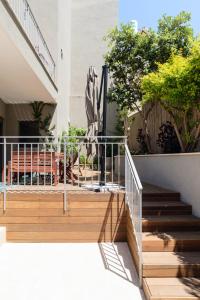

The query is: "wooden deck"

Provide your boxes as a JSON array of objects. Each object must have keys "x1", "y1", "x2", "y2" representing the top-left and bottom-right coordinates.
[{"x1": 0, "y1": 191, "x2": 126, "y2": 242}]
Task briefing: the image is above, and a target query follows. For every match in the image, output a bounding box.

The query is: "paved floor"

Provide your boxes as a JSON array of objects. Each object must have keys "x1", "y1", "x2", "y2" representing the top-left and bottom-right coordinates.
[{"x1": 0, "y1": 243, "x2": 144, "y2": 300}]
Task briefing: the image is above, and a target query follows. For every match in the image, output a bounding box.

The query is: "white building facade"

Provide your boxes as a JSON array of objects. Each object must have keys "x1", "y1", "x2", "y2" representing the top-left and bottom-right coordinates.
[{"x1": 0, "y1": 0, "x2": 118, "y2": 137}]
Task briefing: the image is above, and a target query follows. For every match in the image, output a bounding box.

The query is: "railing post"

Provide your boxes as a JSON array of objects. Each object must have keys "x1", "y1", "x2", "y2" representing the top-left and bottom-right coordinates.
[
  {"x1": 3, "y1": 138, "x2": 6, "y2": 212},
  {"x1": 64, "y1": 138, "x2": 67, "y2": 212},
  {"x1": 139, "y1": 189, "x2": 143, "y2": 288}
]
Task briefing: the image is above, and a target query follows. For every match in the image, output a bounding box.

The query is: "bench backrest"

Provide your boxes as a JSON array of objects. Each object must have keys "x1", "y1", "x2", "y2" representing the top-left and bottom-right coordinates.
[{"x1": 10, "y1": 151, "x2": 56, "y2": 167}]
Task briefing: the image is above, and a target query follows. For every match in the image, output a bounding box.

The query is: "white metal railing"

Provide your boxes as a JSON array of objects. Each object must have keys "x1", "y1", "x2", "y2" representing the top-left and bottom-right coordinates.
[
  {"x1": 0, "y1": 136, "x2": 126, "y2": 210},
  {"x1": 4, "y1": 0, "x2": 56, "y2": 81},
  {"x1": 125, "y1": 144, "x2": 143, "y2": 287}
]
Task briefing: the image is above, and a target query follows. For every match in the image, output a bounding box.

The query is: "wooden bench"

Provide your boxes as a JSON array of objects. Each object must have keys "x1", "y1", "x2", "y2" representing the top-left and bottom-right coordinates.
[{"x1": 6, "y1": 151, "x2": 58, "y2": 185}]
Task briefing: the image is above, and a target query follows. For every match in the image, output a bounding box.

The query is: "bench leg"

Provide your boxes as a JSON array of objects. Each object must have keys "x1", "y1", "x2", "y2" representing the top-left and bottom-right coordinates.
[
  {"x1": 2, "y1": 167, "x2": 4, "y2": 183},
  {"x1": 7, "y1": 166, "x2": 10, "y2": 185},
  {"x1": 54, "y1": 172, "x2": 58, "y2": 186}
]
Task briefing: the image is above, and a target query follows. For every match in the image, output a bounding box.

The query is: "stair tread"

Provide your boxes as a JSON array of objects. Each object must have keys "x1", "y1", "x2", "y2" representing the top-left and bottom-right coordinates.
[
  {"x1": 143, "y1": 215, "x2": 200, "y2": 222},
  {"x1": 143, "y1": 231, "x2": 200, "y2": 241},
  {"x1": 142, "y1": 183, "x2": 179, "y2": 195},
  {"x1": 143, "y1": 277, "x2": 200, "y2": 299},
  {"x1": 143, "y1": 251, "x2": 200, "y2": 266},
  {"x1": 143, "y1": 201, "x2": 191, "y2": 207}
]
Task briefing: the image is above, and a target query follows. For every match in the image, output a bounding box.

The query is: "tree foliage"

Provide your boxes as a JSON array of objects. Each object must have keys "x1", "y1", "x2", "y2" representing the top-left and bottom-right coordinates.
[
  {"x1": 105, "y1": 11, "x2": 194, "y2": 152},
  {"x1": 157, "y1": 11, "x2": 193, "y2": 62},
  {"x1": 105, "y1": 11, "x2": 193, "y2": 110},
  {"x1": 105, "y1": 24, "x2": 158, "y2": 109},
  {"x1": 142, "y1": 40, "x2": 200, "y2": 152}
]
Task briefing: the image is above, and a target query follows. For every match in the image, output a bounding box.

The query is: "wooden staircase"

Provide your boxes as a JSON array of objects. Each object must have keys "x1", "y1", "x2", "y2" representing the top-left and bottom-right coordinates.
[{"x1": 142, "y1": 184, "x2": 200, "y2": 300}]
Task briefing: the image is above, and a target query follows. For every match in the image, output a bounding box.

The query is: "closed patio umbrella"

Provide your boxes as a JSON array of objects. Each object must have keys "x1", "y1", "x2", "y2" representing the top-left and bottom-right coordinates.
[{"x1": 85, "y1": 66, "x2": 99, "y2": 156}]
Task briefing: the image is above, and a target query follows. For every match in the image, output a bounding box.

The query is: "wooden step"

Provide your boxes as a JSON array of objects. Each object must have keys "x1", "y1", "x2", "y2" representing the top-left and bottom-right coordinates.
[
  {"x1": 143, "y1": 201, "x2": 192, "y2": 216},
  {"x1": 143, "y1": 251, "x2": 200, "y2": 277},
  {"x1": 143, "y1": 277, "x2": 200, "y2": 300},
  {"x1": 1, "y1": 223, "x2": 126, "y2": 232},
  {"x1": 0, "y1": 200, "x2": 124, "y2": 209},
  {"x1": 3, "y1": 192, "x2": 125, "y2": 202},
  {"x1": 142, "y1": 216, "x2": 200, "y2": 232},
  {"x1": 143, "y1": 232, "x2": 200, "y2": 252},
  {"x1": 0, "y1": 216, "x2": 127, "y2": 224},
  {"x1": 143, "y1": 193, "x2": 181, "y2": 202},
  {"x1": 0, "y1": 208, "x2": 126, "y2": 217},
  {"x1": 7, "y1": 231, "x2": 126, "y2": 242}
]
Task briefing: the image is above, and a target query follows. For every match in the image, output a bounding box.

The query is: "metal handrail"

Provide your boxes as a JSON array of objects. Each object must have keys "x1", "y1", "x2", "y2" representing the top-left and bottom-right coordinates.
[
  {"x1": 125, "y1": 144, "x2": 143, "y2": 191},
  {"x1": 125, "y1": 144, "x2": 143, "y2": 287},
  {"x1": 4, "y1": 0, "x2": 56, "y2": 81},
  {"x1": 0, "y1": 136, "x2": 127, "y2": 139}
]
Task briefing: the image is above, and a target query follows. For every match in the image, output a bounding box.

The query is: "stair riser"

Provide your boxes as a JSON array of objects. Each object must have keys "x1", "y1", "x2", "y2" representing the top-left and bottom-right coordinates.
[
  {"x1": 142, "y1": 223, "x2": 200, "y2": 232},
  {"x1": 143, "y1": 210, "x2": 192, "y2": 216},
  {"x1": 143, "y1": 198, "x2": 181, "y2": 203},
  {"x1": 143, "y1": 241, "x2": 200, "y2": 252},
  {"x1": 143, "y1": 266, "x2": 200, "y2": 278}
]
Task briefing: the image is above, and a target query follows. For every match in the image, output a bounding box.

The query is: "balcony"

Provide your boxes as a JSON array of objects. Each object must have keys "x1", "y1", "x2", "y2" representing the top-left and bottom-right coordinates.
[
  {"x1": 0, "y1": 0, "x2": 57, "y2": 104},
  {"x1": 5, "y1": 0, "x2": 56, "y2": 82}
]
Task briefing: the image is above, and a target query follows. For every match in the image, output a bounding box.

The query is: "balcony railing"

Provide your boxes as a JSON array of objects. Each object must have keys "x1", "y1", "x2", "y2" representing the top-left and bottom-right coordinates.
[
  {"x1": 0, "y1": 136, "x2": 126, "y2": 208},
  {"x1": 4, "y1": 0, "x2": 56, "y2": 81}
]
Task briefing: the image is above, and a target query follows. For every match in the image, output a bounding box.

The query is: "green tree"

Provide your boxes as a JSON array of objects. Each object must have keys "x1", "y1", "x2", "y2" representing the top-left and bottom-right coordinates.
[
  {"x1": 157, "y1": 11, "x2": 193, "y2": 63},
  {"x1": 105, "y1": 11, "x2": 194, "y2": 152},
  {"x1": 142, "y1": 40, "x2": 200, "y2": 152}
]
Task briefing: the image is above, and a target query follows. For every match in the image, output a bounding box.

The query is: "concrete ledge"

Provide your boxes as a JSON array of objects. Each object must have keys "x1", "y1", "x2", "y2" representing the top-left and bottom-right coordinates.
[{"x1": 0, "y1": 227, "x2": 6, "y2": 244}]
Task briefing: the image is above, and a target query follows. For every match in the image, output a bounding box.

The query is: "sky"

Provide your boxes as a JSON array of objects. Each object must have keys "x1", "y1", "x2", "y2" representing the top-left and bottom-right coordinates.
[{"x1": 120, "y1": 0, "x2": 200, "y2": 35}]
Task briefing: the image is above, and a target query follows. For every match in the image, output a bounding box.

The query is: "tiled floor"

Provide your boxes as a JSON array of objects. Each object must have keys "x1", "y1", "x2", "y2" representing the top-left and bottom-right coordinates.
[{"x1": 0, "y1": 243, "x2": 144, "y2": 300}]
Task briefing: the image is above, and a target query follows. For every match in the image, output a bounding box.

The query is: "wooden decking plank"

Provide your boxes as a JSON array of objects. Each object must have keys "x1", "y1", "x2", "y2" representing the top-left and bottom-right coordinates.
[{"x1": 143, "y1": 278, "x2": 200, "y2": 299}]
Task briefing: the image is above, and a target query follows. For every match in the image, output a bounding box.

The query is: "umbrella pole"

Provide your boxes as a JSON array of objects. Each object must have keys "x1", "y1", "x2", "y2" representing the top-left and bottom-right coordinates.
[{"x1": 100, "y1": 65, "x2": 108, "y2": 186}]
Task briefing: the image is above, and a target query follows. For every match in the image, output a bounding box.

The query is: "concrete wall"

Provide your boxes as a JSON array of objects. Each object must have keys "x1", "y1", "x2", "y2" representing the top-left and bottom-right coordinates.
[
  {"x1": 133, "y1": 154, "x2": 200, "y2": 217},
  {"x1": 56, "y1": 0, "x2": 71, "y2": 136},
  {"x1": 70, "y1": 0, "x2": 118, "y2": 131},
  {"x1": 29, "y1": 0, "x2": 119, "y2": 135}
]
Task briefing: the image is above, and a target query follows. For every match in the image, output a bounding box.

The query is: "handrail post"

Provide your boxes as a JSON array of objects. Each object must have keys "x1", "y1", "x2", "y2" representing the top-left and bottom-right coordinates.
[
  {"x1": 3, "y1": 137, "x2": 6, "y2": 212},
  {"x1": 64, "y1": 137, "x2": 67, "y2": 212},
  {"x1": 139, "y1": 189, "x2": 143, "y2": 288}
]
